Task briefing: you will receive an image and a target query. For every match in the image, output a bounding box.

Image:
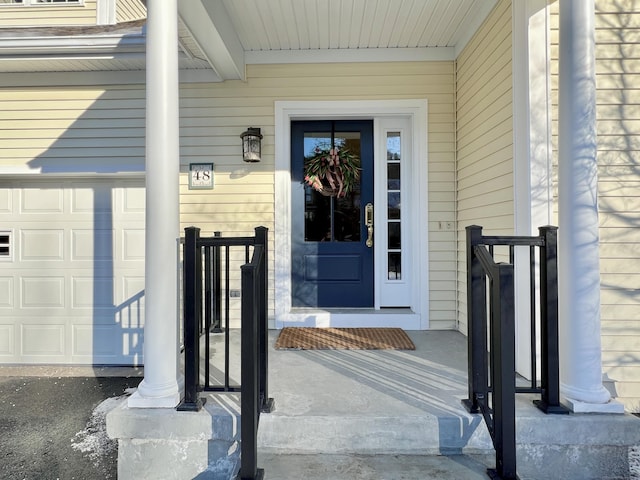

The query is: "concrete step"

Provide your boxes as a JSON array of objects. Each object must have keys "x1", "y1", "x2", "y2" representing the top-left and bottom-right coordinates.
[
  {"x1": 258, "y1": 453, "x2": 494, "y2": 480},
  {"x1": 257, "y1": 411, "x2": 492, "y2": 455},
  {"x1": 256, "y1": 393, "x2": 640, "y2": 480},
  {"x1": 258, "y1": 331, "x2": 493, "y2": 456}
]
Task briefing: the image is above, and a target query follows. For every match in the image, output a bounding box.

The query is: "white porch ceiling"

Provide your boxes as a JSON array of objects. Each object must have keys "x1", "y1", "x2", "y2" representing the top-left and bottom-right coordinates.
[
  {"x1": 0, "y1": 0, "x2": 498, "y2": 80},
  {"x1": 224, "y1": 0, "x2": 493, "y2": 51},
  {"x1": 179, "y1": 0, "x2": 498, "y2": 80}
]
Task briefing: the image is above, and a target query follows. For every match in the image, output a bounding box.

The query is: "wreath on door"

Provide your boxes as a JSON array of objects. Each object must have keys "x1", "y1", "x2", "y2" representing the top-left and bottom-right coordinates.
[{"x1": 303, "y1": 145, "x2": 361, "y2": 198}]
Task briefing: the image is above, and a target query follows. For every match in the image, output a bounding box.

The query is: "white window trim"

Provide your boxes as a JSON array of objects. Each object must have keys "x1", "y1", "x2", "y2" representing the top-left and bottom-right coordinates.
[{"x1": 274, "y1": 99, "x2": 429, "y2": 330}]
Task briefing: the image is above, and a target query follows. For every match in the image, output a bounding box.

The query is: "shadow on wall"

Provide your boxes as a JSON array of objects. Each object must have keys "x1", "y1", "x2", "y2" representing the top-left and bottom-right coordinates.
[
  {"x1": 22, "y1": 85, "x2": 146, "y2": 368},
  {"x1": 592, "y1": 2, "x2": 640, "y2": 412}
]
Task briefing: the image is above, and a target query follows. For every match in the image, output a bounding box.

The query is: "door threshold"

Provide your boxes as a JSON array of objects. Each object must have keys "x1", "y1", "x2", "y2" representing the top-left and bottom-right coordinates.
[
  {"x1": 279, "y1": 308, "x2": 421, "y2": 329},
  {"x1": 289, "y1": 307, "x2": 414, "y2": 315}
]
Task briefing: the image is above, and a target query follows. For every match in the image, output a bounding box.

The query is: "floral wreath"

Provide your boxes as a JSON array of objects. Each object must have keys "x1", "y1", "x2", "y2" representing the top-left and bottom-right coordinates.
[{"x1": 303, "y1": 144, "x2": 360, "y2": 197}]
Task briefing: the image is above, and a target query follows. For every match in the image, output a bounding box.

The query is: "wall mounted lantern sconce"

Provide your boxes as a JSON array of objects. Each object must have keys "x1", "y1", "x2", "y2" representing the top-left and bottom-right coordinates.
[{"x1": 240, "y1": 127, "x2": 263, "y2": 163}]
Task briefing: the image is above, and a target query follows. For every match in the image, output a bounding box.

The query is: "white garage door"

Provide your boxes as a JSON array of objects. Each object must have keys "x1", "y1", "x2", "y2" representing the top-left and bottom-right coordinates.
[{"x1": 0, "y1": 178, "x2": 145, "y2": 365}]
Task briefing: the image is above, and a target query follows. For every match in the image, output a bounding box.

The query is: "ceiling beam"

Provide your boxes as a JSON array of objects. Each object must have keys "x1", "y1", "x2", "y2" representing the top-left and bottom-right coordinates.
[{"x1": 178, "y1": 0, "x2": 245, "y2": 81}]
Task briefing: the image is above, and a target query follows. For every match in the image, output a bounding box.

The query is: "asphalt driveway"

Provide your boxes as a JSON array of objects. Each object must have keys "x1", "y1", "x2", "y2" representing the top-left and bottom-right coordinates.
[{"x1": 0, "y1": 373, "x2": 141, "y2": 480}]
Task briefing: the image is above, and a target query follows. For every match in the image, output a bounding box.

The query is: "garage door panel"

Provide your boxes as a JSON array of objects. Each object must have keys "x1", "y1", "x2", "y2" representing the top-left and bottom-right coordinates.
[
  {"x1": 22, "y1": 324, "x2": 65, "y2": 356},
  {"x1": 20, "y1": 229, "x2": 65, "y2": 261},
  {"x1": 21, "y1": 188, "x2": 64, "y2": 213},
  {"x1": 0, "y1": 277, "x2": 13, "y2": 307},
  {"x1": 122, "y1": 229, "x2": 145, "y2": 260},
  {"x1": 0, "y1": 189, "x2": 10, "y2": 213},
  {"x1": 122, "y1": 185, "x2": 145, "y2": 212},
  {"x1": 0, "y1": 325, "x2": 14, "y2": 355},
  {"x1": 72, "y1": 276, "x2": 115, "y2": 309},
  {"x1": 117, "y1": 305, "x2": 144, "y2": 329},
  {"x1": 71, "y1": 182, "x2": 114, "y2": 214},
  {"x1": 121, "y1": 329, "x2": 143, "y2": 358},
  {"x1": 21, "y1": 276, "x2": 65, "y2": 307},
  {"x1": 120, "y1": 276, "x2": 144, "y2": 307},
  {"x1": 73, "y1": 324, "x2": 117, "y2": 356},
  {"x1": 72, "y1": 229, "x2": 115, "y2": 261}
]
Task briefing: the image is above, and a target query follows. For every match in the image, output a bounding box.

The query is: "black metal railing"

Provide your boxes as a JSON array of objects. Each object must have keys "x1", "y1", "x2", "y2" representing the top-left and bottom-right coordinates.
[
  {"x1": 177, "y1": 226, "x2": 273, "y2": 480},
  {"x1": 462, "y1": 225, "x2": 568, "y2": 480}
]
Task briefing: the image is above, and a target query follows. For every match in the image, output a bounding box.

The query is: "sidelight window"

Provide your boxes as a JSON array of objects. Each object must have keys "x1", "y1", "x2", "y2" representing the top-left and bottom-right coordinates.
[{"x1": 386, "y1": 132, "x2": 402, "y2": 280}]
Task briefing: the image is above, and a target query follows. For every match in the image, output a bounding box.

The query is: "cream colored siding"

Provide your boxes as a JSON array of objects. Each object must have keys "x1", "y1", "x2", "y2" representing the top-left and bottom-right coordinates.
[
  {"x1": 455, "y1": 0, "x2": 514, "y2": 332},
  {"x1": 178, "y1": 62, "x2": 457, "y2": 329},
  {"x1": 116, "y1": 0, "x2": 145, "y2": 22},
  {"x1": 549, "y1": 1, "x2": 640, "y2": 412},
  {"x1": 1, "y1": 63, "x2": 456, "y2": 331},
  {"x1": 0, "y1": 0, "x2": 97, "y2": 27},
  {"x1": 0, "y1": 86, "x2": 145, "y2": 171},
  {"x1": 594, "y1": 0, "x2": 640, "y2": 412}
]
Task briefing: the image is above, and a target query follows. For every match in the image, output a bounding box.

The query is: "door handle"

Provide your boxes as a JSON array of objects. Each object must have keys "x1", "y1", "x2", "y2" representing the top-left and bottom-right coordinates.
[{"x1": 365, "y1": 203, "x2": 373, "y2": 248}]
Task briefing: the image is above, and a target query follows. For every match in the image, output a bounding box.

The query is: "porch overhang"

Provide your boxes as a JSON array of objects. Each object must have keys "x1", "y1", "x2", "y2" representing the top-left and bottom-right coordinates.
[
  {"x1": 0, "y1": 1, "x2": 500, "y2": 78},
  {"x1": 179, "y1": 0, "x2": 499, "y2": 80}
]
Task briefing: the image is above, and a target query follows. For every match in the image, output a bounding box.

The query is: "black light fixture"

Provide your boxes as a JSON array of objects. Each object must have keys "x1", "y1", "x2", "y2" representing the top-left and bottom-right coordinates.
[{"x1": 240, "y1": 127, "x2": 263, "y2": 163}]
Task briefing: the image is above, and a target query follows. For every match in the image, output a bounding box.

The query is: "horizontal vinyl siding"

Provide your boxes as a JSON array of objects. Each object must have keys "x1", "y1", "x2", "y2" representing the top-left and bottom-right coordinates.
[
  {"x1": 549, "y1": 1, "x2": 640, "y2": 412},
  {"x1": 116, "y1": 0, "x2": 146, "y2": 22},
  {"x1": 595, "y1": 0, "x2": 640, "y2": 413},
  {"x1": 0, "y1": 0, "x2": 97, "y2": 27},
  {"x1": 0, "y1": 85, "x2": 145, "y2": 171},
  {"x1": 179, "y1": 61, "x2": 457, "y2": 329},
  {"x1": 455, "y1": 0, "x2": 514, "y2": 333}
]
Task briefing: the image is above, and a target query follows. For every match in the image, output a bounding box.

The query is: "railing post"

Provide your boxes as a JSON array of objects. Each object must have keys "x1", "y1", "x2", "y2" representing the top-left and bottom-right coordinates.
[
  {"x1": 463, "y1": 225, "x2": 487, "y2": 414},
  {"x1": 204, "y1": 244, "x2": 212, "y2": 332},
  {"x1": 254, "y1": 227, "x2": 274, "y2": 413},
  {"x1": 536, "y1": 226, "x2": 569, "y2": 414},
  {"x1": 238, "y1": 261, "x2": 263, "y2": 480},
  {"x1": 211, "y1": 231, "x2": 223, "y2": 333},
  {"x1": 490, "y1": 263, "x2": 518, "y2": 480},
  {"x1": 177, "y1": 226, "x2": 206, "y2": 412}
]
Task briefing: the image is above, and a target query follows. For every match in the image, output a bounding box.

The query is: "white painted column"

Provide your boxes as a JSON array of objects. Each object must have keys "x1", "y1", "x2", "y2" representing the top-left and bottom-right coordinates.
[
  {"x1": 557, "y1": 0, "x2": 622, "y2": 413},
  {"x1": 128, "y1": 0, "x2": 182, "y2": 408}
]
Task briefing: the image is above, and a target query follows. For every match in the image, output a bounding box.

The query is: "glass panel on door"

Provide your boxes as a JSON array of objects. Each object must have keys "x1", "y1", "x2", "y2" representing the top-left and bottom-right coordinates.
[
  {"x1": 303, "y1": 131, "x2": 362, "y2": 243},
  {"x1": 386, "y1": 131, "x2": 402, "y2": 280}
]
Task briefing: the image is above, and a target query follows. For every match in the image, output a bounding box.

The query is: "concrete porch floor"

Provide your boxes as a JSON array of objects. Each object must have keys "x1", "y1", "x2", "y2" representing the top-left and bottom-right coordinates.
[
  {"x1": 202, "y1": 329, "x2": 640, "y2": 480},
  {"x1": 257, "y1": 329, "x2": 492, "y2": 455},
  {"x1": 255, "y1": 329, "x2": 496, "y2": 479}
]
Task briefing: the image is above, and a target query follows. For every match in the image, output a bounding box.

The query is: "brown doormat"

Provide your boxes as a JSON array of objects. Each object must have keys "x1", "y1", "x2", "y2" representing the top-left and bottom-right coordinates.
[{"x1": 274, "y1": 327, "x2": 416, "y2": 350}]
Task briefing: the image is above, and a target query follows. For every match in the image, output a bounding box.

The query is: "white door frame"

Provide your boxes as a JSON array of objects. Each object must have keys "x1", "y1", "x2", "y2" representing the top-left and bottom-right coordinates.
[{"x1": 274, "y1": 99, "x2": 429, "y2": 329}]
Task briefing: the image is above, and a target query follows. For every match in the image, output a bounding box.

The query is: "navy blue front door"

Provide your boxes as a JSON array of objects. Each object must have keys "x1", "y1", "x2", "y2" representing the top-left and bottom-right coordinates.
[{"x1": 291, "y1": 120, "x2": 374, "y2": 307}]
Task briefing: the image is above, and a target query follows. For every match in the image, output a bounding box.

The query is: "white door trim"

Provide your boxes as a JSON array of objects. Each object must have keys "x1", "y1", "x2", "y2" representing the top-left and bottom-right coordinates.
[{"x1": 274, "y1": 99, "x2": 429, "y2": 329}]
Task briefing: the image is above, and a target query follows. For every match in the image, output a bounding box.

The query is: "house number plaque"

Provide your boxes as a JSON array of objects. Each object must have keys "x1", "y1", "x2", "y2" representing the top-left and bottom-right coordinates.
[{"x1": 188, "y1": 163, "x2": 214, "y2": 190}]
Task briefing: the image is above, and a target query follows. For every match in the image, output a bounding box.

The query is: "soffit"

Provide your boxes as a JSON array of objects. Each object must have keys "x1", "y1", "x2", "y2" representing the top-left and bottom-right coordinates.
[
  {"x1": 180, "y1": 0, "x2": 498, "y2": 79},
  {"x1": 224, "y1": 0, "x2": 492, "y2": 51},
  {"x1": 0, "y1": 0, "x2": 499, "y2": 79}
]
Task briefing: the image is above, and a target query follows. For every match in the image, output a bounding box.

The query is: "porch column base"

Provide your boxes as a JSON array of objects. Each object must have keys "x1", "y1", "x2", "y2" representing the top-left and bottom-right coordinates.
[
  {"x1": 563, "y1": 396, "x2": 625, "y2": 414},
  {"x1": 107, "y1": 392, "x2": 241, "y2": 480},
  {"x1": 561, "y1": 382, "x2": 624, "y2": 414},
  {"x1": 127, "y1": 389, "x2": 182, "y2": 409}
]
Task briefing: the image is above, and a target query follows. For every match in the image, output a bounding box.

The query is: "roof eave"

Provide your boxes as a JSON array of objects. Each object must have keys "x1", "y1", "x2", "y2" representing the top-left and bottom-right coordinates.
[{"x1": 0, "y1": 33, "x2": 146, "y2": 58}]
